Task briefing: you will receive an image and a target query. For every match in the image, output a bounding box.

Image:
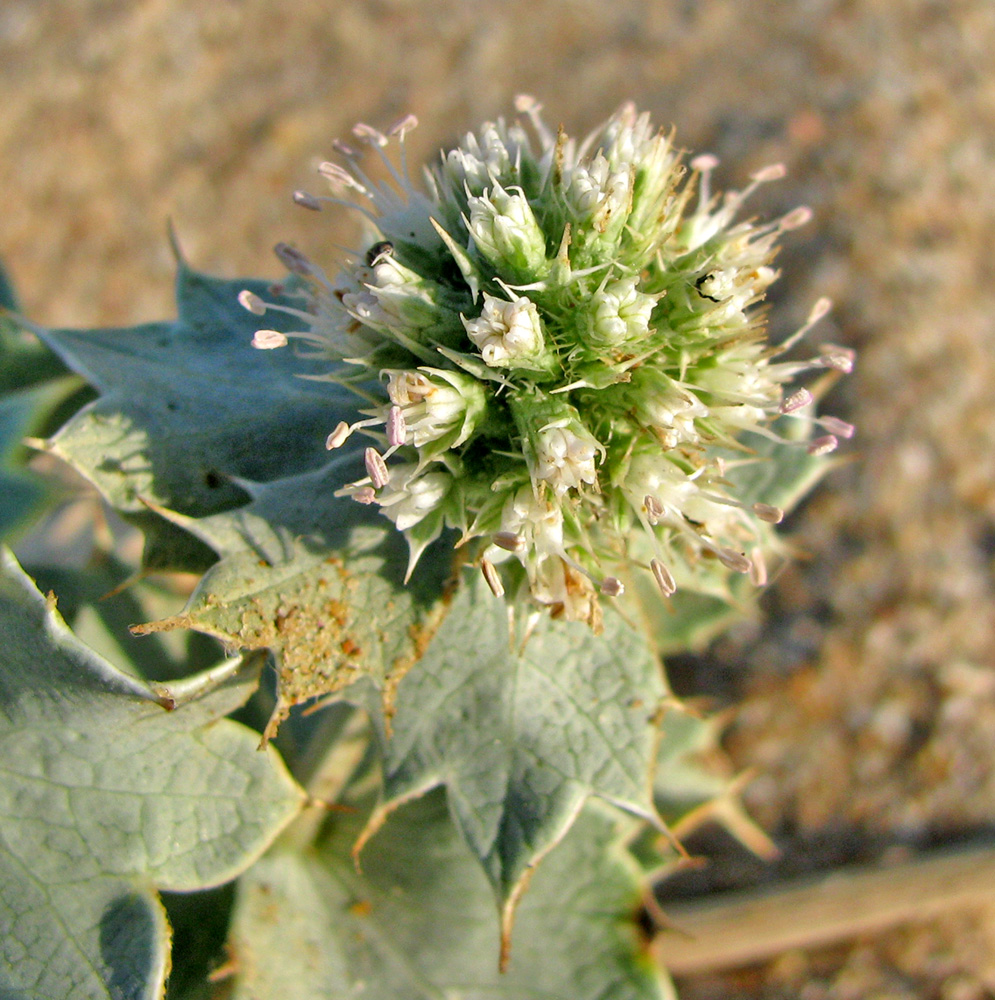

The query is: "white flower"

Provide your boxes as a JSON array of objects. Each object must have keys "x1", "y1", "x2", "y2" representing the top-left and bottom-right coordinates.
[
  {"x1": 258, "y1": 98, "x2": 850, "y2": 627},
  {"x1": 376, "y1": 466, "x2": 451, "y2": 531},
  {"x1": 465, "y1": 182, "x2": 548, "y2": 281},
  {"x1": 588, "y1": 276, "x2": 656, "y2": 348},
  {"x1": 439, "y1": 120, "x2": 530, "y2": 196},
  {"x1": 563, "y1": 156, "x2": 630, "y2": 217},
  {"x1": 621, "y1": 369, "x2": 708, "y2": 449},
  {"x1": 533, "y1": 423, "x2": 599, "y2": 496},
  {"x1": 501, "y1": 485, "x2": 565, "y2": 558},
  {"x1": 384, "y1": 368, "x2": 486, "y2": 449},
  {"x1": 463, "y1": 294, "x2": 544, "y2": 366}
]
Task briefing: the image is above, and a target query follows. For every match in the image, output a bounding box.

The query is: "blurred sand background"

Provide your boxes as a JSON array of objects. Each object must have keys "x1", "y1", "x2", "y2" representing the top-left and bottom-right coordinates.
[{"x1": 3, "y1": 1, "x2": 995, "y2": 997}]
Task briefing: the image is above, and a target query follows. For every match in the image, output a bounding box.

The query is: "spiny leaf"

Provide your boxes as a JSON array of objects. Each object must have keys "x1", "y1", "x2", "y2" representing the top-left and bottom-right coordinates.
[
  {"x1": 0, "y1": 376, "x2": 90, "y2": 542},
  {"x1": 0, "y1": 391, "x2": 45, "y2": 540},
  {"x1": 229, "y1": 789, "x2": 674, "y2": 1000},
  {"x1": 26, "y1": 554, "x2": 222, "y2": 684},
  {"x1": 30, "y1": 261, "x2": 351, "y2": 568},
  {"x1": 0, "y1": 258, "x2": 71, "y2": 396},
  {"x1": 0, "y1": 550, "x2": 304, "y2": 1000},
  {"x1": 134, "y1": 456, "x2": 454, "y2": 741},
  {"x1": 653, "y1": 707, "x2": 727, "y2": 819},
  {"x1": 358, "y1": 572, "x2": 667, "y2": 949},
  {"x1": 0, "y1": 258, "x2": 20, "y2": 314}
]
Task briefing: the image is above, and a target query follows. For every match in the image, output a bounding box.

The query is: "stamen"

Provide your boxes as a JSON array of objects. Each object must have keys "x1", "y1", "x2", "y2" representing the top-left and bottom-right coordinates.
[
  {"x1": 779, "y1": 387, "x2": 813, "y2": 414},
  {"x1": 644, "y1": 494, "x2": 664, "y2": 523},
  {"x1": 718, "y1": 548, "x2": 752, "y2": 574},
  {"x1": 773, "y1": 297, "x2": 833, "y2": 356},
  {"x1": 817, "y1": 346, "x2": 855, "y2": 373},
  {"x1": 819, "y1": 416, "x2": 855, "y2": 439},
  {"x1": 293, "y1": 190, "x2": 324, "y2": 211},
  {"x1": 331, "y1": 138, "x2": 360, "y2": 158},
  {"x1": 752, "y1": 502, "x2": 784, "y2": 524},
  {"x1": 650, "y1": 558, "x2": 677, "y2": 597},
  {"x1": 779, "y1": 206, "x2": 813, "y2": 231},
  {"x1": 513, "y1": 94, "x2": 555, "y2": 149},
  {"x1": 601, "y1": 576, "x2": 625, "y2": 597},
  {"x1": 386, "y1": 406, "x2": 407, "y2": 448},
  {"x1": 251, "y1": 329, "x2": 288, "y2": 350},
  {"x1": 749, "y1": 547, "x2": 768, "y2": 586},
  {"x1": 352, "y1": 122, "x2": 388, "y2": 147},
  {"x1": 750, "y1": 163, "x2": 787, "y2": 183},
  {"x1": 274, "y1": 242, "x2": 313, "y2": 276},
  {"x1": 352, "y1": 486, "x2": 377, "y2": 504},
  {"x1": 809, "y1": 298, "x2": 833, "y2": 324},
  {"x1": 481, "y1": 558, "x2": 505, "y2": 598},
  {"x1": 326, "y1": 421, "x2": 352, "y2": 450},
  {"x1": 807, "y1": 435, "x2": 839, "y2": 456},
  {"x1": 318, "y1": 161, "x2": 367, "y2": 194},
  {"x1": 238, "y1": 289, "x2": 267, "y2": 315},
  {"x1": 387, "y1": 114, "x2": 419, "y2": 139},
  {"x1": 364, "y1": 447, "x2": 390, "y2": 489},
  {"x1": 493, "y1": 531, "x2": 526, "y2": 553},
  {"x1": 690, "y1": 153, "x2": 720, "y2": 172},
  {"x1": 245, "y1": 299, "x2": 314, "y2": 323}
]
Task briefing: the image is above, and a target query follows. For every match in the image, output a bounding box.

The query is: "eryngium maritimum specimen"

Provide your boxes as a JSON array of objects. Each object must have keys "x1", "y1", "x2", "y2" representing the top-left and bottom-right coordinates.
[{"x1": 247, "y1": 97, "x2": 853, "y2": 629}]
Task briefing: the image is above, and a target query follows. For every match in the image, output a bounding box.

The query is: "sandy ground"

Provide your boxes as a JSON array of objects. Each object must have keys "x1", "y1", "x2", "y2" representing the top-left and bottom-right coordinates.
[{"x1": 3, "y1": 1, "x2": 995, "y2": 997}]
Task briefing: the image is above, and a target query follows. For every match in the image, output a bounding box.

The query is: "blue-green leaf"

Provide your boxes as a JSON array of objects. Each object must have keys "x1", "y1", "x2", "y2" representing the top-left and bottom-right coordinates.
[
  {"x1": 31, "y1": 262, "x2": 352, "y2": 566},
  {"x1": 229, "y1": 790, "x2": 674, "y2": 1000},
  {"x1": 133, "y1": 456, "x2": 453, "y2": 739},
  {"x1": 362, "y1": 573, "x2": 666, "y2": 937},
  {"x1": 0, "y1": 550, "x2": 304, "y2": 1000}
]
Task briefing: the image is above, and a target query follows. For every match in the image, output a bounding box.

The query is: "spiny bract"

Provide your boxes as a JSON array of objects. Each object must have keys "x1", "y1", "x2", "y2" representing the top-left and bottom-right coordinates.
[{"x1": 245, "y1": 97, "x2": 852, "y2": 631}]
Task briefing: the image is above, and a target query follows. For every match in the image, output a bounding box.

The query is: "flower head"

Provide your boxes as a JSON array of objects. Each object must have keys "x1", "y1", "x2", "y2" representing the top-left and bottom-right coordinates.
[{"x1": 247, "y1": 100, "x2": 852, "y2": 630}]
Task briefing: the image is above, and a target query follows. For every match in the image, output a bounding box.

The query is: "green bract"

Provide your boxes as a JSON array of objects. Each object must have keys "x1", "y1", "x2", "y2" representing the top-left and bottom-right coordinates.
[{"x1": 248, "y1": 98, "x2": 852, "y2": 630}]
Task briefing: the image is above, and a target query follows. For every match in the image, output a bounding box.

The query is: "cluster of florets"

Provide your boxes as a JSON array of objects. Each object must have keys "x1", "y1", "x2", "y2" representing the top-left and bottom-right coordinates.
[{"x1": 245, "y1": 97, "x2": 853, "y2": 629}]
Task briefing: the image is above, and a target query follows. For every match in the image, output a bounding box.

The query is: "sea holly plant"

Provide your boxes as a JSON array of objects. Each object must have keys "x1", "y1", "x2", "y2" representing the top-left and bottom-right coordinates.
[{"x1": 0, "y1": 97, "x2": 850, "y2": 1000}]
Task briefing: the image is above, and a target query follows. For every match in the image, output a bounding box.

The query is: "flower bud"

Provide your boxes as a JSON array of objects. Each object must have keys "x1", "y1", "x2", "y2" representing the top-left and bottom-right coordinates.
[
  {"x1": 440, "y1": 121, "x2": 529, "y2": 198},
  {"x1": 384, "y1": 367, "x2": 488, "y2": 453},
  {"x1": 462, "y1": 294, "x2": 554, "y2": 374},
  {"x1": 615, "y1": 368, "x2": 708, "y2": 448},
  {"x1": 466, "y1": 182, "x2": 549, "y2": 282},
  {"x1": 562, "y1": 157, "x2": 633, "y2": 266},
  {"x1": 376, "y1": 467, "x2": 452, "y2": 532},
  {"x1": 341, "y1": 252, "x2": 464, "y2": 350},
  {"x1": 512, "y1": 393, "x2": 603, "y2": 497},
  {"x1": 585, "y1": 277, "x2": 656, "y2": 350}
]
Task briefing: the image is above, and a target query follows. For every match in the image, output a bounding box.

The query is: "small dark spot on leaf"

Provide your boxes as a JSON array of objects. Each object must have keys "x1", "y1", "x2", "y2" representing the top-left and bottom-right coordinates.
[
  {"x1": 166, "y1": 401, "x2": 179, "y2": 412},
  {"x1": 204, "y1": 469, "x2": 223, "y2": 489}
]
